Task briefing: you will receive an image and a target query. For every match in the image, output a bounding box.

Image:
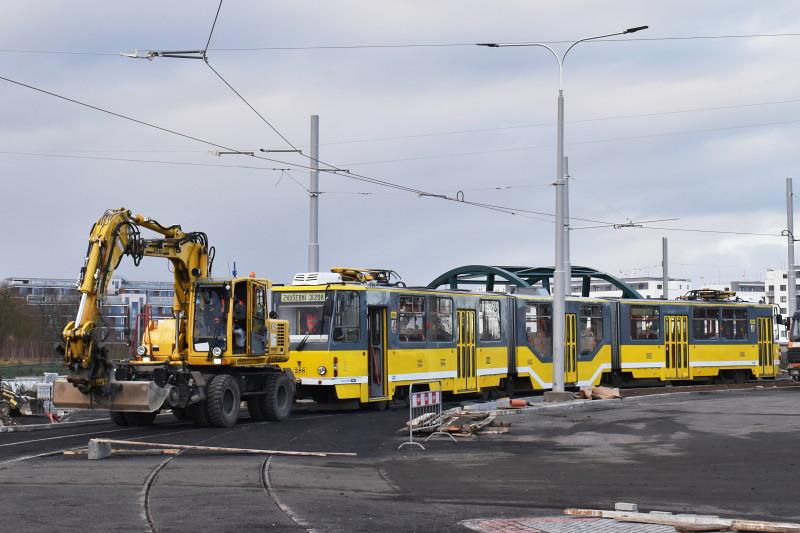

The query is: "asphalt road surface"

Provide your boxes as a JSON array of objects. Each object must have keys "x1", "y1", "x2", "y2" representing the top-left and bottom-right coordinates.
[{"x1": 2, "y1": 388, "x2": 798, "y2": 532}]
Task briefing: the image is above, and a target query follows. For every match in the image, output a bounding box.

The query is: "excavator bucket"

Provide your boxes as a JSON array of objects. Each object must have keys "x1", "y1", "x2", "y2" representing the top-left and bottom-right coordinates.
[{"x1": 53, "y1": 379, "x2": 170, "y2": 413}]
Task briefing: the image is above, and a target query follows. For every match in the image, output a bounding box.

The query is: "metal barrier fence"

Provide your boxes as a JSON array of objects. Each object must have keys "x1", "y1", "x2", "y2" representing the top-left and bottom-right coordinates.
[{"x1": 397, "y1": 381, "x2": 456, "y2": 450}]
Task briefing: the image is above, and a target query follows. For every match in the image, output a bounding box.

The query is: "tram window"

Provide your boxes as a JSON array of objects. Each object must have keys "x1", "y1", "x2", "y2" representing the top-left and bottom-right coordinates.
[
  {"x1": 479, "y1": 300, "x2": 501, "y2": 341},
  {"x1": 275, "y1": 291, "x2": 327, "y2": 335},
  {"x1": 630, "y1": 306, "x2": 660, "y2": 340},
  {"x1": 721, "y1": 308, "x2": 748, "y2": 340},
  {"x1": 693, "y1": 307, "x2": 720, "y2": 340},
  {"x1": 398, "y1": 295, "x2": 425, "y2": 342},
  {"x1": 525, "y1": 303, "x2": 552, "y2": 357},
  {"x1": 332, "y1": 291, "x2": 360, "y2": 342},
  {"x1": 579, "y1": 304, "x2": 603, "y2": 354},
  {"x1": 428, "y1": 297, "x2": 453, "y2": 342}
]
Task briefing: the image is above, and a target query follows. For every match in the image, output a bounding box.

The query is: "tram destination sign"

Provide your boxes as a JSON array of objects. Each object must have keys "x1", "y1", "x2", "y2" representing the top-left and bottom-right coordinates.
[{"x1": 280, "y1": 292, "x2": 326, "y2": 303}]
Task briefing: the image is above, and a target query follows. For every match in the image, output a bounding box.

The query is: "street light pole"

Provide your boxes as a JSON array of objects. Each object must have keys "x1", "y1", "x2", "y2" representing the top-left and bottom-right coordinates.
[{"x1": 477, "y1": 25, "x2": 648, "y2": 394}]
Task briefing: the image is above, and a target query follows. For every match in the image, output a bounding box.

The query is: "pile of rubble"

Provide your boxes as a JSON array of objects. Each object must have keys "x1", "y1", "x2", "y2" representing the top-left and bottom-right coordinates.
[{"x1": 405, "y1": 398, "x2": 528, "y2": 438}]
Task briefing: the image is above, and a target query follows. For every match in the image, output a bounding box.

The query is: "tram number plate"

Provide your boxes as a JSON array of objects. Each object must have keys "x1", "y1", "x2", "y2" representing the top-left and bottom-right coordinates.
[{"x1": 294, "y1": 367, "x2": 307, "y2": 375}]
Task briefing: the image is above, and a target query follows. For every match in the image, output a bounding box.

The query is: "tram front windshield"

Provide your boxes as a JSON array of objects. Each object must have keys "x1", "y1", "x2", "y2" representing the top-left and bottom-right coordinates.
[{"x1": 276, "y1": 291, "x2": 329, "y2": 337}]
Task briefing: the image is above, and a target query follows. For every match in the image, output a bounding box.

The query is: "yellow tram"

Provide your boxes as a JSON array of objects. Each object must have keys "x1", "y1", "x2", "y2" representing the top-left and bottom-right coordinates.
[{"x1": 273, "y1": 266, "x2": 779, "y2": 406}]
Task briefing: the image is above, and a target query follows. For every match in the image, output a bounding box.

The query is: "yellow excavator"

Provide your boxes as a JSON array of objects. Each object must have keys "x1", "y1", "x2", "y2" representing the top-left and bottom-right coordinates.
[{"x1": 53, "y1": 208, "x2": 294, "y2": 427}]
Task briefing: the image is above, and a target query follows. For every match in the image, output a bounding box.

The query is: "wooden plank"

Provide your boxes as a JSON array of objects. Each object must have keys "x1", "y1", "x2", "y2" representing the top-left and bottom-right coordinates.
[{"x1": 90, "y1": 438, "x2": 357, "y2": 458}]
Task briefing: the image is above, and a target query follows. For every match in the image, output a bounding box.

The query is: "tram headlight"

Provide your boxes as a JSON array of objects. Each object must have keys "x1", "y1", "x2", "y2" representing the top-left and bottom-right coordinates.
[
  {"x1": 211, "y1": 346, "x2": 223, "y2": 357},
  {"x1": 318, "y1": 365, "x2": 327, "y2": 376},
  {"x1": 136, "y1": 345, "x2": 147, "y2": 356}
]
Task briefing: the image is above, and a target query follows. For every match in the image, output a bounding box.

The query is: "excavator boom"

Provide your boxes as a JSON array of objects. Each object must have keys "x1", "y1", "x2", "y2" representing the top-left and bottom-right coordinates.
[{"x1": 60, "y1": 208, "x2": 210, "y2": 395}]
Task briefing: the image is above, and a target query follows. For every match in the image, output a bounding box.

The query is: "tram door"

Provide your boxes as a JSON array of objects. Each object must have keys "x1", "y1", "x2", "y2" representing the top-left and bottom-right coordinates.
[
  {"x1": 456, "y1": 309, "x2": 477, "y2": 392},
  {"x1": 368, "y1": 307, "x2": 387, "y2": 399},
  {"x1": 564, "y1": 314, "x2": 578, "y2": 384},
  {"x1": 757, "y1": 316, "x2": 775, "y2": 376},
  {"x1": 664, "y1": 315, "x2": 689, "y2": 379}
]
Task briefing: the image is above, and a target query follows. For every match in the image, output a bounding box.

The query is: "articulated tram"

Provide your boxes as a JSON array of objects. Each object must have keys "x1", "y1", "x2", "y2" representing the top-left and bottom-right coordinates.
[{"x1": 273, "y1": 267, "x2": 779, "y2": 406}]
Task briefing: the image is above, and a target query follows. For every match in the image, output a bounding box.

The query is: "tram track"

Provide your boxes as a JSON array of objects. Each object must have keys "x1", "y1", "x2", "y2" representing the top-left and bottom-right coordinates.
[{"x1": 141, "y1": 425, "x2": 244, "y2": 533}]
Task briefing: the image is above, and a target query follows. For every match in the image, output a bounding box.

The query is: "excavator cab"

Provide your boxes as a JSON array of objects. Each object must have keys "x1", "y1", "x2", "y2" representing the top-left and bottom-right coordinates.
[{"x1": 188, "y1": 278, "x2": 277, "y2": 359}]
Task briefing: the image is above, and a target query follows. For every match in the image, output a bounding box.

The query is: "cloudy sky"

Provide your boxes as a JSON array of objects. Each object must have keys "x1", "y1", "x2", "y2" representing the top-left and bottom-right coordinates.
[{"x1": 0, "y1": 1, "x2": 797, "y2": 287}]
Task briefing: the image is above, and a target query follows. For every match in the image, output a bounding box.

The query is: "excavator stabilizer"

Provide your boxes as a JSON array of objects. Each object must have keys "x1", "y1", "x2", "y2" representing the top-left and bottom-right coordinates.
[{"x1": 53, "y1": 378, "x2": 170, "y2": 413}]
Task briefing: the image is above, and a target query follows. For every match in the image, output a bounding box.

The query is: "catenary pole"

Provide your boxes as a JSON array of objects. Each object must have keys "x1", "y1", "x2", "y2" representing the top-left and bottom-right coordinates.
[
  {"x1": 564, "y1": 158, "x2": 570, "y2": 297},
  {"x1": 308, "y1": 115, "x2": 320, "y2": 272},
  {"x1": 787, "y1": 177, "x2": 795, "y2": 318},
  {"x1": 662, "y1": 237, "x2": 669, "y2": 300},
  {"x1": 552, "y1": 89, "x2": 566, "y2": 391}
]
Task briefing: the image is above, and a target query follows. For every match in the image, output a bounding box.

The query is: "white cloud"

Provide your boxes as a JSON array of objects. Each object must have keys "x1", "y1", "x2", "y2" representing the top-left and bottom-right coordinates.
[{"x1": 0, "y1": 0, "x2": 798, "y2": 289}]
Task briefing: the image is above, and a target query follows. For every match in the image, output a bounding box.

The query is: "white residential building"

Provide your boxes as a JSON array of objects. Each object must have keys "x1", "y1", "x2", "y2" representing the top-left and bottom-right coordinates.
[
  {"x1": 703, "y1": 281, "x2": 766, "y2": 305},
  {"x1": 764, "y1": 269, "x2": 800, "y2": 315},
  {"x1": 576, "y1": 276, "x2": 691, "y2": 300}
]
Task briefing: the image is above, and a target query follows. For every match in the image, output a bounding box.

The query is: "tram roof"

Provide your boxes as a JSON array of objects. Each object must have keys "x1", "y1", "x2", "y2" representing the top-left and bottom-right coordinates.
[{"x1": 426, "y1": 265, "x2": 644, "y2": 299}]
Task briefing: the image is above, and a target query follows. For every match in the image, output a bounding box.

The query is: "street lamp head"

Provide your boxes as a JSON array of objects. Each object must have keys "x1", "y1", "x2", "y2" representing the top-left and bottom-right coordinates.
[
  {"x1": 475, "y1": 42, "x2": 500, "y2": 47},
  {"x1": 624, "y1": 25, "x2": 649, "y2": 34}
]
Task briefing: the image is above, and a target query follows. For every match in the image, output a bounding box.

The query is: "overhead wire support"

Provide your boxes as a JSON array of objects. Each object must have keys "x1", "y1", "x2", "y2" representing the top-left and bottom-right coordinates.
[{"x1": 0, "y1": 72, "x2": 562, "y2": 222}]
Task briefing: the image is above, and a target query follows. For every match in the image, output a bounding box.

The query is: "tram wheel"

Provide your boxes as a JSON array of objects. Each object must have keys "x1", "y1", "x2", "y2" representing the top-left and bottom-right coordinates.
[{"x1": 362, "y1": 400, "x2": 389, "y2": 411}]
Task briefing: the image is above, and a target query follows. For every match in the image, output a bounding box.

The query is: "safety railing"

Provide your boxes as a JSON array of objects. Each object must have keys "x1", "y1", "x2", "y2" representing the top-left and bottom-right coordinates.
[{"x1": 397, "y1": 381, "x2": 456, "y2": 450}]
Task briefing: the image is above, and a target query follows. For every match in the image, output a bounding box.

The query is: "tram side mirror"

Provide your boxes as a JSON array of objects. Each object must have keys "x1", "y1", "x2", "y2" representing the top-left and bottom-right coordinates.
[
  {"x1": 776, "y1": 314, "x2": 784, "y2": 325},
  {"x1": 269, "y1": 310, "x2": 278, "y2": 319}
]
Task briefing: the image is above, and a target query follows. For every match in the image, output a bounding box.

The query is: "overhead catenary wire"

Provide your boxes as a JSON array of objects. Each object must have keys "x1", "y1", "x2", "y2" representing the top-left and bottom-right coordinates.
[
  {"x1": 188, "y1": 5, "x2": 558, "y2": 222},
  {"x1": 0, "y1": 66, "x2": 782, "y2": 233},
  {"x1": 0, "y1": 150, "x2": 296, "y2": 172},
  {"x1": 0, "y1": 73, "x2": 553, "y2": 221},
  {"x1": 3, "y1": 31, "x2": 800, "y2": 57},
  {"x1": 573, "y1": 221, "x2": 781, "y2": 238},
  {"x1": 211, "y1": 32, "x2": 800, "y2": 51},
  {"x1": 340, "y1": 116, "x2": 800, "y2": 167},
  {"x1": 322, "y1": 96, "x2": 800, "y2": 146}
]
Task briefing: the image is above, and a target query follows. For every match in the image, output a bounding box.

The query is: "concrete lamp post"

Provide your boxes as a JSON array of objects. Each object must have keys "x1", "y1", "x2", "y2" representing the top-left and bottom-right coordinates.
[{"x1": 477, "y1": 25, "x2": 648, "y2": 396}]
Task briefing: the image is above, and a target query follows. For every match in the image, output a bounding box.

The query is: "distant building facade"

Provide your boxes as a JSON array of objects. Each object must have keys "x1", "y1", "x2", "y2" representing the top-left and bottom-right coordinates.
[
  {"x1": 2, "y1": 276, "x2": 174, "y2": 350},
  {"x1": 763, "y1": 269, "x2": 800, "y2": 315},
  {"x1": 704, "y1": 281, "x2": 766, "y2": 305},
  {"x1": 577, "y1": 276, "x2": 691, "y2": 300}
]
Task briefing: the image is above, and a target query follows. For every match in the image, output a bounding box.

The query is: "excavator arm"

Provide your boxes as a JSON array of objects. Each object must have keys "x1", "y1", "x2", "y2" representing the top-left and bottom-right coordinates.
[{"x1": 60, "y1": 208, "x2": 212, "y2": 394}]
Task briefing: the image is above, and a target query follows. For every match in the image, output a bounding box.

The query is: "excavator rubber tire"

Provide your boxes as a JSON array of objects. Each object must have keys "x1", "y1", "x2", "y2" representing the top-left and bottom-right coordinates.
[
  {"x1": 206, "y1": 374, "x2": 241, "y2": 428},
  {"x1": 187, "y1": 401, "x2": 210, "y2": 427},
  {"x1": 247, "y1": 398, "x2": 267, "y2": 422},
  {"x1": 124, "y1": 411, "x2": 157, "y2": 426},
  {"x1": 109, "y1": 411, "x2": 129, "y2": 426},
  {"x1": 261, "y1": 373, "x2": 293, "y2": 422}
]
